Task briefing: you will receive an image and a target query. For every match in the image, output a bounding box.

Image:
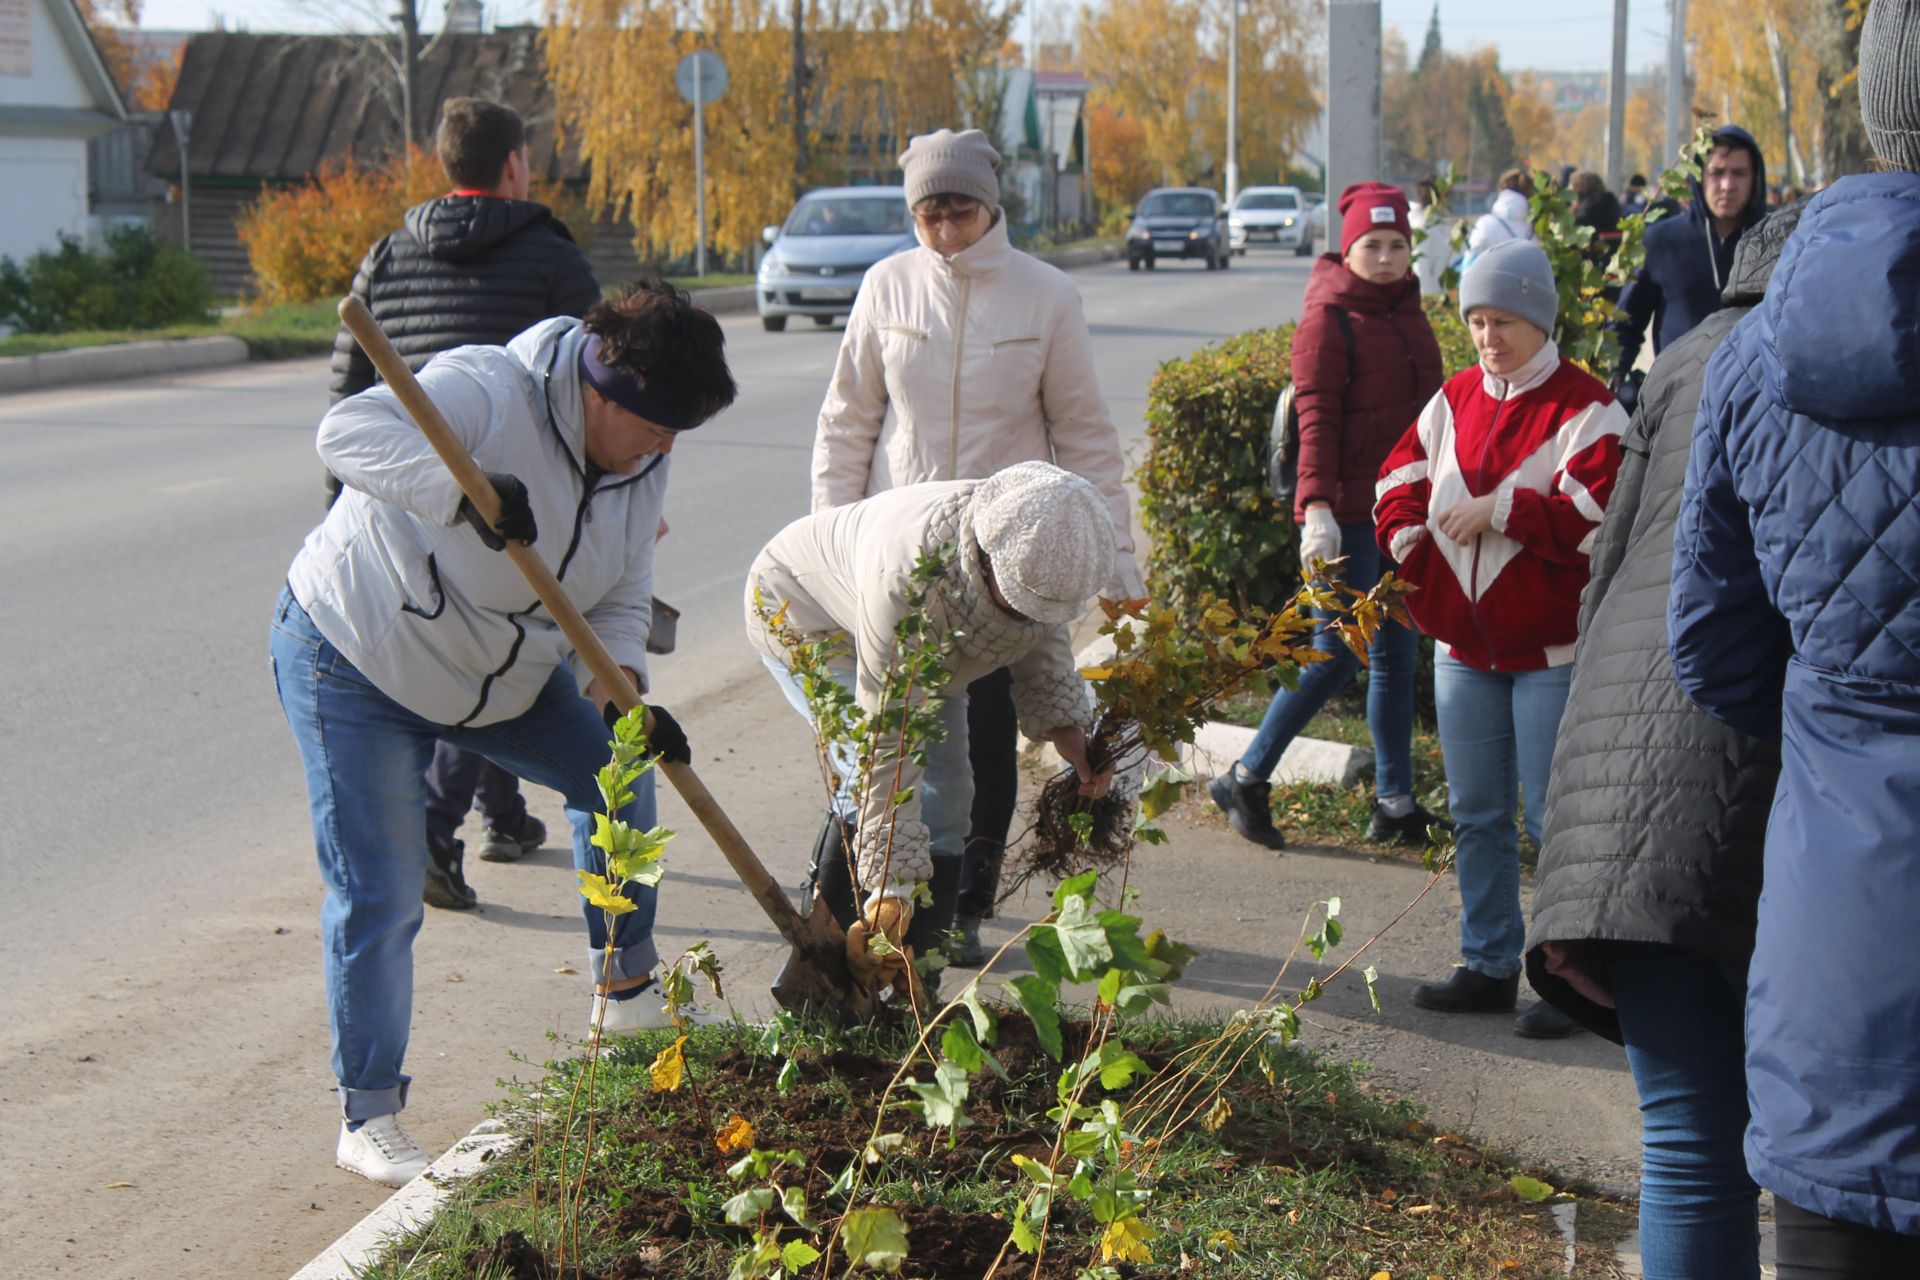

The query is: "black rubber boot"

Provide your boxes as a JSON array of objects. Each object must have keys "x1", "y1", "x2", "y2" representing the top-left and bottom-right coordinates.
[
  {"x1": 1514, "y1": 1000, "x2": 1582, "y2": 1039},
  {"x1": 424, "y1": 833, "x2": 478, "y2": 911},
  {"x1": 799, "y1": 810, "x2": 858, "y2": 929},
  {"x1": 1410, "y1": 966, "x2": 1519, "y2": 1013},
  {"x1": 903, "y1": 853, "x2": 963, "y2": 957}
]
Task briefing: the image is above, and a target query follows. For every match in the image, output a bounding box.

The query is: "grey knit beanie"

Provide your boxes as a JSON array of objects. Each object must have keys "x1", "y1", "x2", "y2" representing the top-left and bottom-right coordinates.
[
  {"x1": 899, "y1": 128, "x2": 1001, "y2": 209},
  {"x1": 1460, "y1": 239, "x2": 1559, "y2": 336},
  {"x1": 1861, "y1": 0, "x2": 1920, "y2": 173},
  {"x1": 970, "y1": 462, "x2": 1114, "y2": 625}
]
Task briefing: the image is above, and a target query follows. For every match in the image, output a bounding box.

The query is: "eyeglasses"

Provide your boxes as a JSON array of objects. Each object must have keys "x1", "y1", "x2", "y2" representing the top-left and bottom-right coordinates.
[{"x1": 913, "y1": 203, "x2": 984, "y2": 229}]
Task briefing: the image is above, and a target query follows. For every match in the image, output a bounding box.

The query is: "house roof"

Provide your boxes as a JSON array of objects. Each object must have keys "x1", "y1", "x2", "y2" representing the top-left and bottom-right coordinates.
[
  {"x1": 1, "y1": 0, "x2": 128, "y2": 132},
  {"x1": 147, "y1": 28, "x2": 580, "y2": 183}
]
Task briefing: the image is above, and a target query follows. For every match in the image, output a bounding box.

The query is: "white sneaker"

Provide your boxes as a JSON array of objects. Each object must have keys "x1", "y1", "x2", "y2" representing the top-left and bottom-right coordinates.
[
  {"x1": 589, "y1": 991, "x2": 725, "y2": 1035},
  {"x1": 336, "y1": 1113, "x2": 431, "y2": 1187}
]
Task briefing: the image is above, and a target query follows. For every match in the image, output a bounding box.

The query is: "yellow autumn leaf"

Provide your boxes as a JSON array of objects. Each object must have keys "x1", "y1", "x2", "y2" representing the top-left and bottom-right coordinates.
[
  {"x1": 714, "y1": 1113, "x2": 754, "y2": 1154},
  {"x1": 1370, "y1": 1272, "x2": 1391, "y2": 1280},
  {"x1": 1100, "y1": 1216, "x2": 1156, "y2": 1264},
  {"x1": 578, "y1": 871, "x2": 636, "y2": 916},
  {"x1": 1201, "y1": 1094, "x2": 1232, "y2": 1133},
  {"x1": 1079, "y1": 665, "x2": 1116, "y2": 680},
  {"x1": 649, "y1": 1035, "x2": 688, "y2": 1093}
]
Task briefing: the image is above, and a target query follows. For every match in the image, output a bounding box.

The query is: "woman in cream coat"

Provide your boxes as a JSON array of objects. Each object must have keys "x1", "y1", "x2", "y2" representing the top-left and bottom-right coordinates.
[{"x1": 810, "y1": 128, "x2": 1143, "y2": 966}]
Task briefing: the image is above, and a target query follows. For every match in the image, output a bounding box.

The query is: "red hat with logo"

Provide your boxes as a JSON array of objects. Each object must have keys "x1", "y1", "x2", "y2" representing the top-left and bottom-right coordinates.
[{"x1": 1338, "y1": 181, "x2": 1412, "y2": 255}]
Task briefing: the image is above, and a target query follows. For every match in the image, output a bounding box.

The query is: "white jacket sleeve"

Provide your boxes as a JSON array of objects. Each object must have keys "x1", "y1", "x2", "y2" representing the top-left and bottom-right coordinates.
[
  {"x1": 811, "y1": 287, "x2": 890, "y2": 511},
  {"x1": 1037, "y1": 285, "x2": 1146, "y2": 598},
  {"x1": 572, "y1": 460, "x2": 668, "y2": 698},
  {"x1": 1008, "y1": 623, "x2": 1095, "y2": 742},
  {"x1": 316, "y1": 358, "x2": 494, "y2": 526},
  {"x1": 847, "y1": 581, "x2": 942, "y2": 903}
]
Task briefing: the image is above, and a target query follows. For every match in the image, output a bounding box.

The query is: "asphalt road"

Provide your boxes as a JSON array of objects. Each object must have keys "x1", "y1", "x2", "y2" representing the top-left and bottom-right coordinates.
[{"x1": 0, "y1": 249, "x2": 1331, "y2": 1278}]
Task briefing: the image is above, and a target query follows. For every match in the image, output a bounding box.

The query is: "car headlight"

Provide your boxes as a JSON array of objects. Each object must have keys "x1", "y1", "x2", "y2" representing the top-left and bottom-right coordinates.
[
  {"x1": 1229, "y1": 217, "x2": 1244, "y2": 228},
  {"x1": 1189, "y1": 228, "x2": 1205, "y2": 239},
  {"x1": 1281, "y1": 217, "x2": 1295, "y2": 227},
  {"x1": 1128, "y1": 223, "x2": 1148, "y2": 239},
  {"x1": 758, "y1": 253, "x2": 783, "y2": 276}
]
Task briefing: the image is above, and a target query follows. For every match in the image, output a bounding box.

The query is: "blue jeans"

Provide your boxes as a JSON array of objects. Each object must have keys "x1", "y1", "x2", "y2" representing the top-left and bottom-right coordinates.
[
  {"x1": 270, "y1": 591, "x2": 658, "y2": 1120},
  {"x1": 1433, "y1": 651, "x2": 1570, "y2": 976},
  {"x1": 761, "y1": 654, "x2": 974, "y2": 866},
  {"x1": 1241, "y1": 521, "x2": 1417, "y2": 798},
  {"x1": 1606, "y1": 942, "x2": 1761, "y2": 1280}
]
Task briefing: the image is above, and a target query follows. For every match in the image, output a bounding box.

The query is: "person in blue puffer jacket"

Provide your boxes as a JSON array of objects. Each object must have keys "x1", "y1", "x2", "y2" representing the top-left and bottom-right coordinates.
[{"x1": 1669, "y1": 6, "x2": 1920, "y2": 1272}]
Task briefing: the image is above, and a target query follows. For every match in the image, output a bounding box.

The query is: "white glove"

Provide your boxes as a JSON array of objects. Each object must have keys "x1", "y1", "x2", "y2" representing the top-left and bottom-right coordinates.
[{"x1": 1298, "y1": 505, "x2": 1342, "y2": 573}]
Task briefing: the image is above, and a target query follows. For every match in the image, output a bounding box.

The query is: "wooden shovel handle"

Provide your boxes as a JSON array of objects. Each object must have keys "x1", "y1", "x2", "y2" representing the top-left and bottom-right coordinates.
[{"x1": 335, "y1": 297, "x2": 807, "y2": 945}]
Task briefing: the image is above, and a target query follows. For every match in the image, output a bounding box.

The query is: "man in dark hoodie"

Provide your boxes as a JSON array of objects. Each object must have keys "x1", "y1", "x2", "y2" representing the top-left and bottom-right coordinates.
[
  {"x1": 327, "y1": 97, "x2": 602, "y2": 911},
  {"x1": 1610, "y1": 126, "x2": 1767, "y2": 398},
  {"x1": 1523, "y1": 200, "x2": 1802, "y2": 1278}
]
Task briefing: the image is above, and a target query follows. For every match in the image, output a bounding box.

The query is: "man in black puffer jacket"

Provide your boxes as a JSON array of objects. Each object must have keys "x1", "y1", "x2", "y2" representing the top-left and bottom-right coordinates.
[
  {"x1": 327, "y1": 97, "x2": 602, "y2": 912},
  {"x1": 1522, "y1": 201, "x2": 1804, "y2": 1278}
]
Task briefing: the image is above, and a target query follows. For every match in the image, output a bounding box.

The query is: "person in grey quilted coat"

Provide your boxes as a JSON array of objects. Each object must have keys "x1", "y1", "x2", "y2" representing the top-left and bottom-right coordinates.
[
  {"x1": 1522, "y1": 202, "x2": 1802, "y2": 1280},
  {"x1": 745, "y1": 463, "x2": 1117, "y2": 982},
  {"x1": 1671, "y1": 9, "x2": 1920, "y2": 1259}
]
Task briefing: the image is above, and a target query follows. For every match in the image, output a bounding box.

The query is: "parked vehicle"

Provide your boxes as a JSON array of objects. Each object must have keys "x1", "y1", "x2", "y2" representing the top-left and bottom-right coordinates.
[
  {"x1": 1228, "y1": 185, "x2": 1314, "y2": 256},
  {"x1": 756, "y1": 186, "x2": 917, "y2": 332},
  {"x1": 1125, "y1": 188, "x2": 1231, "y2": 271},
  {"x1": 1302, "y1": 191, "x2": 1328, "y2": 245}
]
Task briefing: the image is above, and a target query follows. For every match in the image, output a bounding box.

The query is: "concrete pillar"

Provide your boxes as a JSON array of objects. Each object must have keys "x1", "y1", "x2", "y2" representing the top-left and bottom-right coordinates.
[{"x1": 1326, "y1": 0, "x2": 1382, "y2": 202}]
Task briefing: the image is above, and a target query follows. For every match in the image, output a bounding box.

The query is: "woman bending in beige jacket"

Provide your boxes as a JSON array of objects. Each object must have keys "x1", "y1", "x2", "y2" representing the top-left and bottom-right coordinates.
[{"x1": 809, "y1": 128, "x2": 1143, "y2": 968}]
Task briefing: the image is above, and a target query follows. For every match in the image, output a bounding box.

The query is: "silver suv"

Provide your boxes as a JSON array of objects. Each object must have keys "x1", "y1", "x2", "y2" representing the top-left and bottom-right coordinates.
[{"x1": 756, "y1": 187, "x2": 917, "y2": 332}]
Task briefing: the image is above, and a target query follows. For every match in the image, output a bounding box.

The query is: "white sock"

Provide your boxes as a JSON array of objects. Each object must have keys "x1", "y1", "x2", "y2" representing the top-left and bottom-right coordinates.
[
  {"x1": 1233, "y1": 763, "x2": 1262, "y2": 785},
  {"x1": 1377, "y1": 794, "x2": 1416, "y2": 819}
]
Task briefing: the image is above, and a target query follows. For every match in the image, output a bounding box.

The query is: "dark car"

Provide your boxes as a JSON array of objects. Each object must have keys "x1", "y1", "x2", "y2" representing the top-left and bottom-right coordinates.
[{"x1": 1126, "y1": 187, "x2": 1230, "y2": 271}]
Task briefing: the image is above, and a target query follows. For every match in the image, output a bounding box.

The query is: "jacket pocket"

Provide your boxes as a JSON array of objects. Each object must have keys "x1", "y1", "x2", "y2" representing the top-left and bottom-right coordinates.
[{"x1": 884, "y1": 323, "x2": 930, "y2": 341}]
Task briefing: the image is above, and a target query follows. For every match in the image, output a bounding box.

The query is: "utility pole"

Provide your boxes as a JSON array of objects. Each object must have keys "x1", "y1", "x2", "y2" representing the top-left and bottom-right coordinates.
[
  {"x1": 170, "y1": 109, "x2": 192, "y2": 254},
  {"x1": 1226, "y1": 0, "x2": 1240, "y2": 205},
  {"x1": 1606, "y1": 0, "x2": 1628, "y2": 191},
  {"x1": 1665, "y1": 0, "x2": 1690, "y2": 163},
  {"x1": 395, "y1": 1, "x2": 420, "y2": 146},
  {"x1": 791, "y1": 0, "x2": 807, "y2": 193},
  {"x1": 1325, "y1": 0, "x2": 1382, "y2": 204}
]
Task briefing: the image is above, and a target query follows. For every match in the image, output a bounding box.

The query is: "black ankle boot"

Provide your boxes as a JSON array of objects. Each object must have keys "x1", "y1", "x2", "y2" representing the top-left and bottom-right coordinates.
[
  {"x1": 1208, "y1": 770, "x2": 1287, "y2": 850},
  {"x1": 1514, "y1": 1000, "x2": 1581, "y2": 1039},
  {"x1": 1411, "y1": 966, "x2": 1519, "y2": 1013},
  {"x1": 800, "y1": 811, "x2": 858, "y2": 929}
]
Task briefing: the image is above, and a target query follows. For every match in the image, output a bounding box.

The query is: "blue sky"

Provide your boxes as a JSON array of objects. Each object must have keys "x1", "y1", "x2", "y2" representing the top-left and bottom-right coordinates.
[{"x1": 141, "y1": 0, "x2": 1672, "y2": 75}]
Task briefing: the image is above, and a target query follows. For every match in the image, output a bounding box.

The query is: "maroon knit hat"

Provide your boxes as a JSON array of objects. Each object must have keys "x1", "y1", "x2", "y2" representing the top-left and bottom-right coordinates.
[{"x1": 1339, "y1": 181, "x2": 1412, "y2": 255}]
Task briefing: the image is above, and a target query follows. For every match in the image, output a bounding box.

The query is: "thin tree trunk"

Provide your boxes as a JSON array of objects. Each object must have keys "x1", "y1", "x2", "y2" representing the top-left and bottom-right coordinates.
[{"x1": 1762, "y1": 20, "x2": 1806, "y2": 185}]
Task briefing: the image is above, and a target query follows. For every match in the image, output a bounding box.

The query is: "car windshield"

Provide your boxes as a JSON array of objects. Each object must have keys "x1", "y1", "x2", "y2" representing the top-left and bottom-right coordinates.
[
  {"x1": 1236, "y1": 192, "x2": 1298, "y2": 211},
  {"x1": 782, "y1": 198, "x2": 910, "y2": 237},
  {"x1": 1138, "y1": 193, "x2": 1214, "y2": 218}
]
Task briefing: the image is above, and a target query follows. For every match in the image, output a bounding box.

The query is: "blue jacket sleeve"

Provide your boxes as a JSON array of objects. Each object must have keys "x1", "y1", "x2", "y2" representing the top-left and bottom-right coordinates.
[
  {"x1": 1611, "y1": 267, "x2": 1660, "y2": 381},
  {"x1": 1667, "y1": 353, "x2": 1791, "y2": 741}
]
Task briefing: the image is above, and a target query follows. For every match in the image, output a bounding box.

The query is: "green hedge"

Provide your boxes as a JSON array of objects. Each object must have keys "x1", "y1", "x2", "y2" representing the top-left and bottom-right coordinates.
[
  {"x1": 1136, "y1": 295, "x2": 1474, "y2": 629},
  {"x1": 0, "y1": 226, "x2": 212, "y2": 334},
  {"x1": 1136, "y1": 325, "x2": 1299, "y2": 624}
]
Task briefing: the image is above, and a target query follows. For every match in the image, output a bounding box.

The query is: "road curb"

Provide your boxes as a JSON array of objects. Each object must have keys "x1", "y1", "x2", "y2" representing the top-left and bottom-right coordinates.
[
  {"x1": 688, "y1": 284, "x2": 758, "y2": 316},
  {"x1": 0, "y1": 335, "x2": 250, "y2": 394},
  {"x1": 1067, "y1": 634, "x2": 1372, "y2": 788},
  {"x1": 287, "y1": 1120, "x2": 519, "y2": 1280}
]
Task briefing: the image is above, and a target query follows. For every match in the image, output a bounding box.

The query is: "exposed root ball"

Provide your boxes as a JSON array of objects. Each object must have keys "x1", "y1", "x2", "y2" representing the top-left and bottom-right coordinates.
[{"x1": 1000, "y1": 765, "x2": 1135, "y2": 903}]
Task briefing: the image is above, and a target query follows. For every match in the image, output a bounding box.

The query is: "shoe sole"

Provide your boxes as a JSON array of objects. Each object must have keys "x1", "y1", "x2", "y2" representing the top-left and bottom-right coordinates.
[
  {"x1": 1409, "y1": 993, "x2": 1516, "y2": 1014},
  {"x1": 1513, "y1": 1023, "x2": 1581, "y2": 1040},
  {"x1": 423, "y1": 883, "x2": 478, "y2": 911},
  {"x1": 477, "y1": 839, "x2": 537, "y2": 864}
]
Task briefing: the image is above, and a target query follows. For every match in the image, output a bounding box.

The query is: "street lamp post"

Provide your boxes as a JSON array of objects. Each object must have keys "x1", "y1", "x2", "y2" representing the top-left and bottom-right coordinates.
[
  {"x1": 1226, "y1": 0, "x2": 1240, "y2": 206},
  {"x1": 170, "y1": 109, "x2": 192, "y2": 254},
  {"x1": 1666, "y1": 0, "x2": 1690, "y2": 163}
]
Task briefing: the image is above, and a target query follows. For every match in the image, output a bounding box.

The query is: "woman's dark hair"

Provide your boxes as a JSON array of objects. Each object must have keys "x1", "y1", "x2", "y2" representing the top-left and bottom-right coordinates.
[
  {"x1": 1498, "y1": 167, "x2": 1536, "y2": 197},
  {"x1": 436, "y1": 98, "x2": 526, "y2": 190},
  {"x1": 584, "y1": 278, "x2": 739, "y2": 427},
  {"x1": 1570, "y1": 170, "x2": 1606, "y2": 202}
]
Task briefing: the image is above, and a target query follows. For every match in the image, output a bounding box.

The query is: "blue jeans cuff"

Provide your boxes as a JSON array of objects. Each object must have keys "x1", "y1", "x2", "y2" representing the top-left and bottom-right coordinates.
[
  {"x1": 341, "y1": 1078, "x2": 409, "y2": 1122},
  {"x1": 589, "y1": 940, "x2": 660, "y2": 986}
]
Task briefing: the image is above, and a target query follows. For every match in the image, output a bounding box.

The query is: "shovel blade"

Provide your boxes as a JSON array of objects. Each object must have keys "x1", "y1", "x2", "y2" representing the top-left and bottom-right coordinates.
[{"x1": 770, "y1": 896, "x2": 877, "y2": 1024}]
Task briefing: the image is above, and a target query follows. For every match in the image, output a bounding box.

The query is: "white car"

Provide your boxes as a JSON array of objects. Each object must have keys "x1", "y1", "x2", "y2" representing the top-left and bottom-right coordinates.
[{"x1": 1228, "y1": 186, "x2": 1314, "y2": 256}]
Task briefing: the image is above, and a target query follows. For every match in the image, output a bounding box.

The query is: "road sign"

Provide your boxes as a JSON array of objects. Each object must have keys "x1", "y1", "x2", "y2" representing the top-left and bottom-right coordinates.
[{"x1": 675, "y1": 51, "x2": 728, "y2": 106}]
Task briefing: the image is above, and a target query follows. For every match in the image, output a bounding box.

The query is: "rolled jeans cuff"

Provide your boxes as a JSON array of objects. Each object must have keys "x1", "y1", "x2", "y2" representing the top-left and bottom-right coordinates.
[
  {"x1": 588, "y1": 937, "x2": 660, "y2": 988},
  {"x1": 341, "y1": 1078, "x2": 410, "y2": 1123}
]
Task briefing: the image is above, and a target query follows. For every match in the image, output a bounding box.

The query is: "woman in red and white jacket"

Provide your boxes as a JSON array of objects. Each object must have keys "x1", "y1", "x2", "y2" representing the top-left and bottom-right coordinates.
[{"x1": 1374, "y1": 239, "x2": 1627, "y2": 1038}]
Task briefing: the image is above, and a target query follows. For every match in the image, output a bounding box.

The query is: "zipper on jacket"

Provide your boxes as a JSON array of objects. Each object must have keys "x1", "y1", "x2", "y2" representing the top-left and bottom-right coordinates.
[
  {"x1": 949, "y1": 275, "x2": 972, "y2": 476},
  {"x1": 1465, "y1": 388, "x2": 1510, "y2": 671}
]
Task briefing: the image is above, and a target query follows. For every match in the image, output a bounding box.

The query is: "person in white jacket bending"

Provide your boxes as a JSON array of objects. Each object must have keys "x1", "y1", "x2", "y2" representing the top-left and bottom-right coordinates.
[
  {"x1": 810, "y1": 128, "x2": 1144, "y2": 968},
  {"x1": 270, "y1": 281, "x2": 737, "y2": 1188},
  {"x1": 1463, "y1": 169, "x2": 1538, "y2": 270},
  {"x1": 747, "y1": 463, "x2": 1119, "y2": 993}
]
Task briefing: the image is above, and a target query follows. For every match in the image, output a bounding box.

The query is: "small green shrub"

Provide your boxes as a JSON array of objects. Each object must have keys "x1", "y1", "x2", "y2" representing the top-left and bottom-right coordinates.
[
  {"x1": 0, "y1": 225, "x2": 212, "y2": 334},
  {"x1": 1135, "y1": 325, "x2": 1299, "y2": 626}
]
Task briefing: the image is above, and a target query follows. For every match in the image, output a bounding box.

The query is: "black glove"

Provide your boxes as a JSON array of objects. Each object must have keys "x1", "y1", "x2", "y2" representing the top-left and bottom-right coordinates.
[
  {"x1": 598, "y1": 702, "x2": 692, "y2": 766},
  {"x1": 457, "y1": 472, "x2": 537, "y2": 551},
  {"x1": 1610, "y1": 369, "x2": 1644, "y2": 416}
]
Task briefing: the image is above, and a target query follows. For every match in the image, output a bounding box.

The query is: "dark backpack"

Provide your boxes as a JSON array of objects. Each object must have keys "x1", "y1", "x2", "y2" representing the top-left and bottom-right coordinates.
[{"x1": 1269, "y1": 307, "x2": 1356, "y2": 507}]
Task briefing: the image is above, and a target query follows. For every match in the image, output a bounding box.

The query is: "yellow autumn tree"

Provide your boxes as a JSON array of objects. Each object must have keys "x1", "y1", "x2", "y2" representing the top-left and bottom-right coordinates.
[
  {"x1": 1078, "y1": 0, "x2": 1205, "y2": 185},
  {"x1": 1688, "y1": 0, "x2": 1824, "y2": 184},
  {"x1": 547, "y1": 0, "x2": 1014, "y2": 260},
  {"x1": 1087, "y1": 102, "x2": 1156, "y2": 209},
  {"x1": 1189, "y1": 0, "x2": 1320, "y2": 187}
]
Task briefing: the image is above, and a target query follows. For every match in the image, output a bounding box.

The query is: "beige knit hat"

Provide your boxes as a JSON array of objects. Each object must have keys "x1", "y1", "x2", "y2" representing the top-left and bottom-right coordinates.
[
  {"x1": 899, "y1": 128, "x2": 1001, "y2": 209},
  {"x1": 971, "y1": 463, "x2": 1115, "y2": 624}
]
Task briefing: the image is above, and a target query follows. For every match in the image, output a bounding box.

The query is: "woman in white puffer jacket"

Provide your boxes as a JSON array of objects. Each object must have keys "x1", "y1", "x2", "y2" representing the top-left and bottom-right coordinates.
[{"x1": 810, "y1": 128, "x2": 1144, "y2": 967}]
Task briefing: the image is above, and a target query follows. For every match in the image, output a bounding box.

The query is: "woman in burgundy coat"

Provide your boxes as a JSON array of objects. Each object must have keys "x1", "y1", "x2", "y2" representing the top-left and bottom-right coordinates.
[{"x1": 1210, "y1": 181, "x2": 1446, "y2": 849}]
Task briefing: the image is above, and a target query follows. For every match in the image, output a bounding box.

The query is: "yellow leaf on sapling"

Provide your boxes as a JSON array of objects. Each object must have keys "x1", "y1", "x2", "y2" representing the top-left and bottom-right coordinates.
[
  {"x1": 649, "y1": 1035, "x2": 688, "y2": 1093},
  {"x1": 577, "y1": 871, "x2": 636, "y2": 916},
  {"x1": 1100, "y1": 1216, "x2": 1156, "y2": 1264},
  {"x1": 714, "y1": 1113, "x2": 754, "y2": 1153}
]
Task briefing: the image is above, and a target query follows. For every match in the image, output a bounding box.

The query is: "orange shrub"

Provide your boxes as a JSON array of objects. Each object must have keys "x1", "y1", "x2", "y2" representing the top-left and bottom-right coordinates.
[{"x1": 237, "y1": 146, "x2": 445, "y2": 306}]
